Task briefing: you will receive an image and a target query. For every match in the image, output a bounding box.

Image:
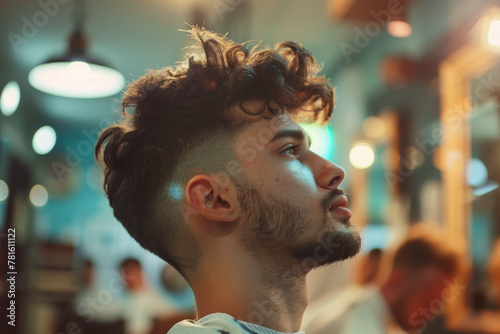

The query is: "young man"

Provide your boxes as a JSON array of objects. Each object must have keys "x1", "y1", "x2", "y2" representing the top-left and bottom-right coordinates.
[{"x1": 95, "y1": 27, "x2": 361, "y2": 334}]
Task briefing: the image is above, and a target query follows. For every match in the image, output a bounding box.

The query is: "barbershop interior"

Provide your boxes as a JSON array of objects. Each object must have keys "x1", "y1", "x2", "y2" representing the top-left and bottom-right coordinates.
[{"x1": 1, "y1": 0, "x2": 500, "y2": 333}]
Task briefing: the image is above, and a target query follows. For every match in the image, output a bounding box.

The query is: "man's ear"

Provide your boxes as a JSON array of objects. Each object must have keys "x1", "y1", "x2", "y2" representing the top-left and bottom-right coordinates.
[{"x1": 185, "y1": 174, "x2": 240, "y2": 222}]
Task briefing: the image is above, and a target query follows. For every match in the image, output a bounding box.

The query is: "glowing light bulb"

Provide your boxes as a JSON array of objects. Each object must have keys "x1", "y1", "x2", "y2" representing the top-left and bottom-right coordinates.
[
  {"x1": 0, "y1": 81, "x2": 20, "y2": 116},
  {"x1": 30, "y1": 184, "x2": 48, "y2": 207},
  {"x1": 63, "y1": 61, "x2": 92, "y2": 86},
  {"x1": 29, "y1": 62, "x2": 125, "y2": 99},
  {"x1": 349, "y1": 142, "x2": 375, "y2": 169},
  {"x1": 32, "y1": 125, "x2": 57, "y2": 155}
]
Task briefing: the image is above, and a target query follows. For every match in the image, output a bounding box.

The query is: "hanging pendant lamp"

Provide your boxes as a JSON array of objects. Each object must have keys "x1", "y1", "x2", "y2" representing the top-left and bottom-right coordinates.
[{"x1": 28, "y1": 0, "x2": 125, "y2": 99}]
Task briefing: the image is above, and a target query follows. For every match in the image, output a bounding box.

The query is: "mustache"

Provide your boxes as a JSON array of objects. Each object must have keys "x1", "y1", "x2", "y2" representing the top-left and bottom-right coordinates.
[{"x1": 321, "y1": 188, "x2": 347, "y2": 211}]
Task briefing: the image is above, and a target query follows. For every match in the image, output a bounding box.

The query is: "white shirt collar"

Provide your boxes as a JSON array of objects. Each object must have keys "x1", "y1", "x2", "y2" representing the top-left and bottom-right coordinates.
[
  {"x1": 198, "y1": 313, "x2": 305, "y2": 334},
  {"x1": 237, "y1": 319, "x2": 305, "y2": 334}
]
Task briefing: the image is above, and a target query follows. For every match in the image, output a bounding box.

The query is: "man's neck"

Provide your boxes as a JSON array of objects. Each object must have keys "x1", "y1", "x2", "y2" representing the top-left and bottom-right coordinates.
[{"x1": 191, "y1": 251, "x2": 308, "y2": 333}]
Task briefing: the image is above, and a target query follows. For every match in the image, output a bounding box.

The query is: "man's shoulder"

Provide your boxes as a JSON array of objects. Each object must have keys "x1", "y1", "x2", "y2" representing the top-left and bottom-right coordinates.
[{"x1": 168, "y1": 313, "x2": 245, "y2": 334}]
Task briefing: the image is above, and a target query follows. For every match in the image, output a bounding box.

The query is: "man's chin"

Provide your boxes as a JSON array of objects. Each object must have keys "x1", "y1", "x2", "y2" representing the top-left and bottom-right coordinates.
[{"x1": 292, "y1": 227, "x2": 362, "y2": 269}]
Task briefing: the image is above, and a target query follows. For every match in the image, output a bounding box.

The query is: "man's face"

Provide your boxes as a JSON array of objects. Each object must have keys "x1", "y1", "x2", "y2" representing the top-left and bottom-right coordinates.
[
  {"x1": 232, "y1": 112, "x2": 361, "y2": 270},
  {"x1": 122, "y1": 263, "x2": 144, "y2": 290}
]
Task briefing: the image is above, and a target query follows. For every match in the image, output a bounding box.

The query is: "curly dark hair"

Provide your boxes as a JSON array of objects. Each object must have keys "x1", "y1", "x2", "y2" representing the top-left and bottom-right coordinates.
[{"x1": 94, "y1": 26, "x2": 334, "y2": 278}]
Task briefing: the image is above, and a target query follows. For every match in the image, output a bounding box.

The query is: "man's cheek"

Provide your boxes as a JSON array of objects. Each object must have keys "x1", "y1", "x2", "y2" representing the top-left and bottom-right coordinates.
[{"x1": 285, "y1": 167, "x2": 317, "y2": 194}]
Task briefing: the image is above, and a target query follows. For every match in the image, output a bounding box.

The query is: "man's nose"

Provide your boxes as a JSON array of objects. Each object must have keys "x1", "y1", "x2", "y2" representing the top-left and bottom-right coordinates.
[{"x1": 311, "y1": 152, "x2": 345, "y2": 190}]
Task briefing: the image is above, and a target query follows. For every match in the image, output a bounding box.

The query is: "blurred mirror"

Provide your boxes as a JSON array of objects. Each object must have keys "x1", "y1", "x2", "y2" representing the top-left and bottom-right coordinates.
[{"x1": 469, "y1": 64, "x2": 500, "y2": 312}]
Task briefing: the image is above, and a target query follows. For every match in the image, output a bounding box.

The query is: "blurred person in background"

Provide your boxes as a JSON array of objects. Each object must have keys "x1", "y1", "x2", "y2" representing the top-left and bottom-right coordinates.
[
  {"x1": 302, "y1": 226, "x2": 463, "y2": 334},
  {"x1": 73, "y1": 259, "x2": 122, "y2": 324},
  {"x1": 73, "y1": 259, "x2": 96, "y2": 306},
  {"x1": 118, "y1": 257, "x2": 177, "y2": 334},
  {"x1": 95, "y1": 26, "x2": 362, "y2": 334}
]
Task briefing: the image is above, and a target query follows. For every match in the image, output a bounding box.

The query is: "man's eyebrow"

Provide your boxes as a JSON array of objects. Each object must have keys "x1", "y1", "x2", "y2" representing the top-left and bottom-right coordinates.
[{"x1": 266, "y1": 128, "x2": 312, "y2": 148}]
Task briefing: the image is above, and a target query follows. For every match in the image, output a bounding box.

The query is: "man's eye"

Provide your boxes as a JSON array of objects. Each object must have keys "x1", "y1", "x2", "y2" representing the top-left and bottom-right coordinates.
[{"x1": 281, "y1": 145, "x2": 299, "y2": 156}]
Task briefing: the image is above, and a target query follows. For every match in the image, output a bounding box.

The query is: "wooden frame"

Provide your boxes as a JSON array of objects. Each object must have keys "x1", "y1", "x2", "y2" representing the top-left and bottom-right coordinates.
[{"x1": 440, "y1": 9, "x2": 500, "y2": 333}]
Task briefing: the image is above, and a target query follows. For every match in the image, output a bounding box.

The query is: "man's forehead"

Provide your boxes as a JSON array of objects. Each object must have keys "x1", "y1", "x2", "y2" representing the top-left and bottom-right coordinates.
[
  {"x1": 234, "y1": 112, "x2": 310, "y2": 146},
  {"x1": 233, "y1": 115, "x2": 312, "y2": 155}
]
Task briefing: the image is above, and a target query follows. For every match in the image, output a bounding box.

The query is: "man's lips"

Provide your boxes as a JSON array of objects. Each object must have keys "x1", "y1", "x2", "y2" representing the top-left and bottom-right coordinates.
[{"x1": 329, "y1": 195, "x2": 352, "y2": 218}]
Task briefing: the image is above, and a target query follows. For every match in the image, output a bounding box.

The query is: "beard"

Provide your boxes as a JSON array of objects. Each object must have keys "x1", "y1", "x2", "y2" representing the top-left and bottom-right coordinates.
[{"x1": 237, "y1": 185, "x2": 361, "y2": 271}]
